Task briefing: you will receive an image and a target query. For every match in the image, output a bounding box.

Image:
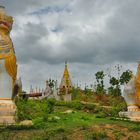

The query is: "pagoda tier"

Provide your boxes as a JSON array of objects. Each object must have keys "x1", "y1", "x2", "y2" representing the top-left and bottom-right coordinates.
[{"x1": 59, "y1": 62, "x2": 73, "y2": 101}]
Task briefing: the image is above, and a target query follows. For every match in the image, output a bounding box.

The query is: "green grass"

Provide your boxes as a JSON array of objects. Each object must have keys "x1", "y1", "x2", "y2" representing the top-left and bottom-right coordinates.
[
  {"x1": 0, "y1": 98, "x2": 139, "y2": 140},
  {"x1": 0, "y1": 111, "x2": 140, "y2": 140}
]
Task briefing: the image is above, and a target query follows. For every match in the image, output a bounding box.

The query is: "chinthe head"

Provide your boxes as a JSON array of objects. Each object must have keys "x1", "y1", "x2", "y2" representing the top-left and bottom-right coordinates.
[{"x1": 0, "y1": 6, "x2": 13, "y2": 33}]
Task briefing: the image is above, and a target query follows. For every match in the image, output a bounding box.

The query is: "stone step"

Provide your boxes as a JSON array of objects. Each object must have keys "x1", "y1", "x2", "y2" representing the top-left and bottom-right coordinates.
[
  {"x1": 0, "y1": 108, "x2": 16, "y2": 116},
  {"x1": 0, "y1": 104, "x2": 16, "y2": 109},
  {"x1": 0, "y1": 116, "x2": 16, "y2": 124}
]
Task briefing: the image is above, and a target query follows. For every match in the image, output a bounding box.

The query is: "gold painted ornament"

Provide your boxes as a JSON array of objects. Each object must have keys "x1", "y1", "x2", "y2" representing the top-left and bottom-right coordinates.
[{"x1": 0, "y1": 6, "x2": 17, "y2": 94}]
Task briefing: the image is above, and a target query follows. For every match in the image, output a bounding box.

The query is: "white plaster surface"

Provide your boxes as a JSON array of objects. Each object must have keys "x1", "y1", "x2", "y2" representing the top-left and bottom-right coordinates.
[
  {"x1": 123, "y1": 77, "x2": 137, "y2": 106},
  {"x1": 0, "y1": 100, "x2": 14, "y2": 104},
  {"x1": 0, "y1": 59, "x2": 12, "y2": 99},
  {"x1": 119, "y1": 111, "x2": 140, "y2": 121},
  {"x1": 63, "y1": 93, "x2": 71, "y2": 101}
]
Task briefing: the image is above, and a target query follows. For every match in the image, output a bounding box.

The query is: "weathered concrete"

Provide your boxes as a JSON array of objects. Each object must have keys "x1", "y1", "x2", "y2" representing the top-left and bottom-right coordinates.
[
  {"x1": 0, "y1": 100, "x2": 16, "y2": 124},
  {"x1": 63, "y1": 93, "x2": 71, "y2": 101},
  {"x1": 119, "y1": 111, "x2": 140, "y2": 121},
  {"x1": 0, "y1": 60, "x2": 13, "y2": 99}
]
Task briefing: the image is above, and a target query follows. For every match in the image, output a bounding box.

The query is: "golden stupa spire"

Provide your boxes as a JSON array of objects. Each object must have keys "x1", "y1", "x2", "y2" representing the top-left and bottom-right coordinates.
[
  {"x1": 63, "y1": 61, "x2": 69, "y2": 77},
  {"x1": 59, "y1": 61, "x2": 72, "y2": 90}
]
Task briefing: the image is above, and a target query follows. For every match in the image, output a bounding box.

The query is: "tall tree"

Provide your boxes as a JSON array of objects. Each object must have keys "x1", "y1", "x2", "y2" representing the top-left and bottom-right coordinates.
[
  {"x1": 95, "y1": 71, "x2": 105, "y2": 94},
  {"x1": 108, "y1": 77, "x2": 121, "y2": 96},
  {"x1": 108, "y1": 70, "x2": 132, "y2": 96},
  {"x1": 120, "y1": 70, "x2": 132, "y2": 85}
]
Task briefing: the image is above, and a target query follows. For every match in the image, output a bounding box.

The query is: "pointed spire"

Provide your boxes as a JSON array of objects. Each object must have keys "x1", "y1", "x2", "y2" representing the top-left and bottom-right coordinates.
[
  {"x1": 63, "y1": 61, "x2": 70, "y2": 78},
  {"x1": 65, "y1": 61, "x2": 67, "y2": 67},
  {"x1": 59, "y1": 61, "x2": 73, "y2": 90}
]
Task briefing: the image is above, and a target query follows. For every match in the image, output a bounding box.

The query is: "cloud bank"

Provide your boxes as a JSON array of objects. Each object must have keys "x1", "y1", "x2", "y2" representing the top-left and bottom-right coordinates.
[{"x1": 0, "y1": 0, "x2": 139, "y2": 91}]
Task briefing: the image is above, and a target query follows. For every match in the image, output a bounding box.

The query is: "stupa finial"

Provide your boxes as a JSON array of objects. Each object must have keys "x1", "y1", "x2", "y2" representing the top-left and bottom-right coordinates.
[{"x1": 65, "y1": 61, "x2": 67, "y2": 67}]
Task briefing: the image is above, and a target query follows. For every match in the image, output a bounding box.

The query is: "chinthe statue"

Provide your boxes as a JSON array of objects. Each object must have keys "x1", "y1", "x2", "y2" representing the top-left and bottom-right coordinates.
[
  {"x1": 119, "y1": 61, "x2": 140, "y2": 121},
  {"x1": 0, "y1": 6, "x2": 17, "y2": 124}
]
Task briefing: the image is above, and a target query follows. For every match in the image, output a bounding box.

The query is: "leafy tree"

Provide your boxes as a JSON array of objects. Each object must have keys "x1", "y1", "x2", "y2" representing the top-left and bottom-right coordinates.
[
  {"x1": 108, "y1": 70, "x2": 132, "y2": 96},
  {"x1": 110, "y1": 77, "x2": 119, "y2": 86},
  {"x1": 95, "y1": 71, "x2": 105, "y2": 94},
  {"x1": 108, "y1": 85, "x2": 121, "y2": 96},
  {"x1": 95, "y1": 71, "x2": 105, "y2": 82},
  {"x1": 108, "y1": 76, "x2": 121, "y2": 96},
  {"x1": 120, "y1": 70, "x2": 132, "y2": 85},
  {"x1": 48, "y1": 79, "x2": 55, "y2": 88}
]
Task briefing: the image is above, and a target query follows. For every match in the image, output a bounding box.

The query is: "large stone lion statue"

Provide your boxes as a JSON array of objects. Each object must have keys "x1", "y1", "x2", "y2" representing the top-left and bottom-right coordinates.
[{"x1": 0, "y1": 6, "x2": 17, "y2": 100}]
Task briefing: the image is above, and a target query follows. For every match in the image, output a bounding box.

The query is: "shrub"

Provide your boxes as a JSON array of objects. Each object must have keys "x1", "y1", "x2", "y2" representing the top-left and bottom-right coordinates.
[
  {"x1": 85, "y1": 104, "x2": 96, "y2": 110},
  {"x1": 67, "y1": 101, "x2": 84, "y2": 110},
  {"x1": 33, "y1": 117, "x2": 45, "y2": 128},
  {"x1": 46, "y1": 98, "x2": 56, "y2": 113},
  {"x1": 56, "y1": 101, "x2": 84, "y2": 110},
  {"x1": 15, "y1": 97, "x2": 56, "y2": 122},
  {"x1": 95, "y1": 112, "x2": 107, "y2": 118},
  {"x1": 128, "y1": 125, "x2": 140, "y2": 132},
  {"x1": 71, "y1": 88, "x2": 81, "y2": 100},
  {"x1": 55, "y1": 101, "x2": 67, "y2": 106}
]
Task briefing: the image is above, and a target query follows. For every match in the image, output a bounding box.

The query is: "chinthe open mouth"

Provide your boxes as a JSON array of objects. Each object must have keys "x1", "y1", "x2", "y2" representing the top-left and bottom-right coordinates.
[{"x1": 0, "y1": 20, "x2": 11, "y2": 28}]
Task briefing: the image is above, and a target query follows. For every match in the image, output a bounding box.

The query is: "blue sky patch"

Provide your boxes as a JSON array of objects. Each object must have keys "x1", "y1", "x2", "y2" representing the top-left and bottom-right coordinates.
[{"x1": 30, "y1": 5, "x2": 71, "y2": 15}]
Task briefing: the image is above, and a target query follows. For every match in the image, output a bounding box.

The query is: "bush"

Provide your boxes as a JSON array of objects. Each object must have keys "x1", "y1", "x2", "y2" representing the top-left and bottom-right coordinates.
[
  {"x1": 33, "y1": 117, "x2": 45, "y2": 128},
  {"x1": 46, "y1": 98, "x2": 56, "y2": 113},
  {"x1": 56, "y1": 101, "x2": 96, "y2": 111},
  {"x1": 15, "y1": 97, "x2": 56, "y2": 122},
  {"x1": 67, "y1": 101, "x2": 84, "y2": 110},
  {"x1": 71, "y1": 88, "x2": 81, "y2": 100},
  {"x1": 95, "y1": 112, "x2": 107, "y2": 118},
  {"x1": 56, "y1": 101, "x2": 84, "y2": 110},
  {"x1": 55, "y1": 101, "x2": 67, "y2": 106},
  {"x1": 85, "y1": 104, "x2": 96, "y2": 110}
]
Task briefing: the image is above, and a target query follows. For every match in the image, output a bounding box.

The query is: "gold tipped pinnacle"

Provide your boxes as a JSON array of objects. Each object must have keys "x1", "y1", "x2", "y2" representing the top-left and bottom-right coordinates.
[{"x1": 59, "y1": 61, "x2": 73, "y2": 90}]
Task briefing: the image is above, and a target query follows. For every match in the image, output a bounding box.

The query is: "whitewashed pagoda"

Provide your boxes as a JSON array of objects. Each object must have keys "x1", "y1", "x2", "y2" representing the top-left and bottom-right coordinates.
[{"x1": 59, "y1": 62, "x2": 73, "y2": 101}]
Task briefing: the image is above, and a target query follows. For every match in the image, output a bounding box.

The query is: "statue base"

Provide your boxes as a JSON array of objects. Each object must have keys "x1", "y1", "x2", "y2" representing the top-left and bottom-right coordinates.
[
  {"x1": 0, "y1": 100, "x2": 16, "y2": 124},
  {"x1": 63, "y1": 93, "x2": 71, "y2": 101},
  {"x1": 119, "y1": 111, "x2": 140, "y2": 121}
]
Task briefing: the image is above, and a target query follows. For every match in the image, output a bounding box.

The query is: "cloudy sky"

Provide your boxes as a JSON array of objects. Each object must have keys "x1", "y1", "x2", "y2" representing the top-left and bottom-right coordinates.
[{"x1": 1, "y1": 0, "x2": 140, "y2": 92}]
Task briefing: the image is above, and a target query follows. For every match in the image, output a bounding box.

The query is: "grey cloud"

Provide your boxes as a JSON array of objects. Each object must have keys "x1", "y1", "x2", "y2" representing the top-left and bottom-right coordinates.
[
  {"x1": 0, "y1": 0, "x2": 72, "y2": 15},
  {"x1": 11, "y1": 0, "x2": 140, "y2": 65},
  {"x1": 14, "y1": 0, "x2": 140, "y2": 65},
  {"x1": 13, "y1": 22, "x2": 49, "y2": 63}
]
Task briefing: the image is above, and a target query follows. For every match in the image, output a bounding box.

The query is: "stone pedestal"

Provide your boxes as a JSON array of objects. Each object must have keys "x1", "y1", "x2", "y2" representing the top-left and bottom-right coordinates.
[
  {"x1": 0, "y1": 100, "x2": 16, "y2": 124},
  {"x1": 119, "y1": 111, "x2": 140, "y2": 121}
]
